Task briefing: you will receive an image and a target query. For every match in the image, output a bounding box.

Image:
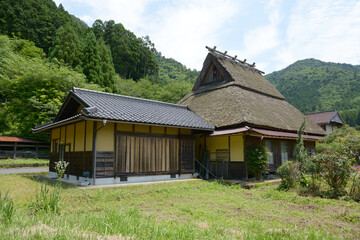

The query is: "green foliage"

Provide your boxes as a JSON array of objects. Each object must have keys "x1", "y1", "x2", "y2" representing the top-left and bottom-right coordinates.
[
  {"x1": 49, "y1": 24, "x2": 82, "y2": 70},
  {"x1": 0, "y1": 0, "x2": 75, "y2": 53},
  {"x1": 293, "y1": 119, "x2": 307, "y2": 171},
  {"x1": 277, "y1": 161, "x2": 300, "y2": 191},
  {"x1": 310, "y1": 149, "x2": 355, "y2": 197},
  {"x1": 30, "y1": 184, "x2": 61, "y2": 214},
  {"x1": 348, "y1": 172, "x2": 360, "y2": 202},
  {"x1": 92, "y1": 20, "x2": 158, "y2": 81},
  {"x1": 114, "y1": 76, "x2": 192, "y2": 103},
  {"x1": 265, "y1": 58, "x2": 360, "y2": 127},
  {"x1": 245, "y1": 145, "x2": 269, "y2": 180},
  {"x1": 0, "y1": 191, "x2": 15, "y2": 224},
  {"x1": 317, "y1": 125, "x2": 360, "y2": 160},
  {"x1": 0, "y1": 35, "x2": 103, "y2": 140},
  {"x1": 81, "y1": 30, "x2": 103, "y2": 85},
  {"x1": 154, "y1": 52, "x2": 199, "y2": 85}
]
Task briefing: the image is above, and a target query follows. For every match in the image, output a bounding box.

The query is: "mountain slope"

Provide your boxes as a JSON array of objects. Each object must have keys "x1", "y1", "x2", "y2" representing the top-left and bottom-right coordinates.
[{"x1": 265, "y1": 59, "x2": 360, "y2": 126}]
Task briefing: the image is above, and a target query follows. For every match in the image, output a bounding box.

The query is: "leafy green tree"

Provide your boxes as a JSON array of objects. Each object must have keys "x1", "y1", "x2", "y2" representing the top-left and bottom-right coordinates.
[
  {"x1": 81, "y1": 31, "x2": 103, "y2": 85},
  {"x1": 49, "y1": 24, "x2": 82, "y2": 71},
  {"x1": 0, "y1": 35, "x2": 103, "y2": 140}
]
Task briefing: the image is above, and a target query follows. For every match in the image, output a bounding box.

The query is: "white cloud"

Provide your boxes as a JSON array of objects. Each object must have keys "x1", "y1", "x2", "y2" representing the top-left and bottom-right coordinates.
[
  {"x1": 144, "y1": 0, "x2": 242, "y2": 69},
  {"x1": 275, "y1": 0, "x2": 360, "y2": 70}
]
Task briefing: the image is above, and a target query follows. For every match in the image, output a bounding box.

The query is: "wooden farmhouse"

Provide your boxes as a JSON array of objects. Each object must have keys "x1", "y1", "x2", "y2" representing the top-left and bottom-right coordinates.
[
  {"x1": 179, "y1": 47, "x2": 326, "y2": 179},
  {"x1": 33, "y1": 47, "x2": 326, "y2": 185},
  {"x1": 33, "y1": 88, "x2": 214, "y2": 185},
  {"x1": 305, "y1": 110, "x2": 345, "y2": 135}
]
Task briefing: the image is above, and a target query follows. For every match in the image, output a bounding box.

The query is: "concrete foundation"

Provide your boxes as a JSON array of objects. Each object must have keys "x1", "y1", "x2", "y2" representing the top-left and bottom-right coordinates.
[{"x1": 48, "y1": 171, "x2": 193, "y2": 186}]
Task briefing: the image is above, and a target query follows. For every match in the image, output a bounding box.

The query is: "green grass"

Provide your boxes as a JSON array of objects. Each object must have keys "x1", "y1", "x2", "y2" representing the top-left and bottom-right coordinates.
[
  {"x1": 0, "y1": 175, "x2": 359, "y2": 239},
  {"x1": 0, "y1": 158, "x2": 49, "y2": 168}
]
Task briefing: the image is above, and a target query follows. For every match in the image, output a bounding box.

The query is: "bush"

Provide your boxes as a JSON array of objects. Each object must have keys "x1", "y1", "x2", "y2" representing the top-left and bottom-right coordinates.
[
  {"x1": 349, "y1": 172, "x2": 360, "y2": 202},
  {"x1": 0, "y1": 191, "x2": 15, "y2": 224},
  {"x1": 246, "y1": 145, "x2": 269, "y2": 180},
  {"x1": 30, "y1": 184, "x2": 61, "y2": 214},
  {"x1": 277, "y1": 161, "x2": 300, "y2": 191},
  {"x1": 310, "y1": 149, "x2": 354, "y2": 197}
]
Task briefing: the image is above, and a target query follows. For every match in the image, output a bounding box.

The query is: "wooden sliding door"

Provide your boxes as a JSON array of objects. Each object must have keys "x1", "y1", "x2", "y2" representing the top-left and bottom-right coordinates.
[{"x1": 116, "y1": 134, "x2": 180, "y2": 174}]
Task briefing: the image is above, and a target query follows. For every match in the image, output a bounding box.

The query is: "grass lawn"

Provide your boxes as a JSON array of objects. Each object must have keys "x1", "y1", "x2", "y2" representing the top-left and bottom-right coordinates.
[
  {"x1": 0, "y1": 158, "x2": 49, "y2": 168},
  {"x1": 0, "y1": 174, "x2": 360, "y2": 239}
]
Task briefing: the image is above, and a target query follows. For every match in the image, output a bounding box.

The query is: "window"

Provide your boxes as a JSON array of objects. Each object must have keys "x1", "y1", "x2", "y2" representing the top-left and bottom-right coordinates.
[
  {"x1": 59, "y1": 144, "x2": 65, "y2": 161},
  {"x1": 281, "y1": 142, "x2": 288, "y2": 163},
  {"x1": 265, "y1": 140, "x2": 274, "y2": 164}
]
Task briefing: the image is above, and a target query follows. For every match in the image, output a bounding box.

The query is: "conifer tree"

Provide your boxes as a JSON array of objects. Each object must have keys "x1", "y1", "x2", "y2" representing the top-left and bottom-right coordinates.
[
  {"x1": 98, "y1": 38, "x2": 115, "y2": 88},
  {"x1": 49, "y1": 24, "x2": 82, "y2": 71},
  {"x1": 82, "y1": 31, "x2": 103, "y2": 85}
]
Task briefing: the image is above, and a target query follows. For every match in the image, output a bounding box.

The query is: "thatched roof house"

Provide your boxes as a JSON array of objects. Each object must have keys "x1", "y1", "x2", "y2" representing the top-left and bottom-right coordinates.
[
  {"x1": 180, "y1": 51, "x2": 325, "y2": 135},
  {"x1": 179, "y1": 48, "x2": 326, "y2": 179}
]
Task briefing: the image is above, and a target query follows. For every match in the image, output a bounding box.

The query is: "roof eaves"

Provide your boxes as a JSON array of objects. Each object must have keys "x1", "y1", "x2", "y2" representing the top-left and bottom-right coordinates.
[{"x1": 33, "y1": 114, "x2": 83, "y2": 133}]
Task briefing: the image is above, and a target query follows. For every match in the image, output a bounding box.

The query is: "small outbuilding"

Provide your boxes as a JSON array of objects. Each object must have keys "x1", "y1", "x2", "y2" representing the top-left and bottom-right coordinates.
[
  {"x1": 0, "y1": 136, "x2": 49, "y2": 159},
  {"x1": 305, "y1": 110, "x2": 345, "y2": 135}
]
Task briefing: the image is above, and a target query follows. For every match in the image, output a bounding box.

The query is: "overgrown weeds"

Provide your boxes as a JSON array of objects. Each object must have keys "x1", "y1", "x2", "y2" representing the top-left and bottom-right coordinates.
[
  {"x1": 29, "y1": 184, "x2": 61, "y2": 214},
  {"x1": 0, "y1": 190, "x2": 15, "y2": 224}
]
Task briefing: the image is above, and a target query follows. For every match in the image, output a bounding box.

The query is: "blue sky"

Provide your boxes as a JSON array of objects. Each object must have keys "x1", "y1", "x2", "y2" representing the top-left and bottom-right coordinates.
[{"x1": 54, "y1": 0, "x2": 360, "y2": 74}]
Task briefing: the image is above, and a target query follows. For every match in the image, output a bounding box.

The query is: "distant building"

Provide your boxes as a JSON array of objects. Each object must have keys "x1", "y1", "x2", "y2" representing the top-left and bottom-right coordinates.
[
  {"x1": 0, "y1": 136, "x2": 49, "y2": 159},
  {"x1": 305, "y1": 110, "x2": 345, "y2": 135}
]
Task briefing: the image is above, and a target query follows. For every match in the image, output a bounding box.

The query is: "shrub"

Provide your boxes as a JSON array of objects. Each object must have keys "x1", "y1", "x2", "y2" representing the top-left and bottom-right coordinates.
[
  {"x1": 0, "y1": 191, "x2": 15, "y2": 224},
  {"x1": 30, "y1": 184, "x2": 61, "y2": 214},
  {"x1": 311, "y1": 149, "x2": 354, "y2": 197},
  {"x1": 349, "y1": 172, "x2": 360, "y2": 202},
  {"x1": 277, "y1": 161, "x2": 300, "y2": 191},
  {"x1": 246, "y1": 145, "x2": 269, "y2": 180}
]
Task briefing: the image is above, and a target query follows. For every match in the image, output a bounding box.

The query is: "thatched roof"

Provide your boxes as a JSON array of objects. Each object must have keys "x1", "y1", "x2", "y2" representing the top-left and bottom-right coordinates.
[
  {"x1": 179, "y1": 52, "x2": 326, "y2": 135},
  {"x1": 305, "y1": 110, "x2": 345, "y2": 125}
]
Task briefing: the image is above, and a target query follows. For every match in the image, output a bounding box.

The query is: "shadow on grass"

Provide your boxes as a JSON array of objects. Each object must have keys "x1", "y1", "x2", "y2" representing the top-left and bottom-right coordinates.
[{"x1": 23, "y1": 175, "x2": 75, "y2": 189}]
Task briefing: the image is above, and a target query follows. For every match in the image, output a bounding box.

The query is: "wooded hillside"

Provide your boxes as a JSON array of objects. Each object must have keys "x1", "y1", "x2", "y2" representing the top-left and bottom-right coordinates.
[
  {"x1": 0, "y1": 0, "x2": 198, "y2": 139},
  {"x1": 265, "y1": 59, "x2": 360, "y2": 127}
]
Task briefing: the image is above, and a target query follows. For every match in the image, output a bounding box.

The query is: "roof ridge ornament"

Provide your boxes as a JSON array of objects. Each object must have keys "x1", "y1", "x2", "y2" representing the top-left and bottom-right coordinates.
[{"x1": 205, "y1": 46, "x2": 264, "y2": 74}]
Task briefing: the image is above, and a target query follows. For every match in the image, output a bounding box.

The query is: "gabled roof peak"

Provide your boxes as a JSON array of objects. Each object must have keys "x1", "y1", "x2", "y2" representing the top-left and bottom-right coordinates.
[{"x1": 206, "y1": 46, "x2": 264, "y2": 74}]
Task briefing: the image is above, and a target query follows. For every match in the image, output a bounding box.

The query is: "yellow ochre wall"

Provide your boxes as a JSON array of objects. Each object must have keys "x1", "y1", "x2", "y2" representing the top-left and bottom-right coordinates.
[
  {"x1": 96, "y1": 122, "x2": 114, "y2": 151},
  {"x1": 74, "y1": 121, "x2": 85, "y2": 151},
  {"x1": 200, "y1": 134, "x2": 244, "y2": 162},
  {"x1": 51, "y1": 121, "x2": 195, "y2": 153}
]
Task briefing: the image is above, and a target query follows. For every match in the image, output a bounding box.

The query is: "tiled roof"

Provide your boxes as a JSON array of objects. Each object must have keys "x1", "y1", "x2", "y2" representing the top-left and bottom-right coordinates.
[
  {"x1": 305, "y1": 110, "x2": 338, "y2": 124},
  {"x1": 0, "y1": 136, "x2": 46, "y2": 143},
  {"x1": 70, "y1": 88, "x2": 214, "y2": 130}
]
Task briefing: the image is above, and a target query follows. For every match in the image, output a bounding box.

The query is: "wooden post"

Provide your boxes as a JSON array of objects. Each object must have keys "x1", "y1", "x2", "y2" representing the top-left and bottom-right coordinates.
[
  {"x1": 35, "y1": 144, "x2": 38, "y2": 159},
  {"x1": 92, "y1": 121, "x2": 97, "y2": 185},
  {"x1": 13, "y1": 142, "x2": 17, "y2": 159}
]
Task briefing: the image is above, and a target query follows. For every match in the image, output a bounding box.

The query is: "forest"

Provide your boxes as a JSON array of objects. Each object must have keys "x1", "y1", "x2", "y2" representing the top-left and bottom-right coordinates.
[
  {"x1": 0, "y1": 0, "x2": 197, "y2": 139},
  {"x1": 1, "y1": 0, "x2": 359, "y2": 140},
  {"x1": 265, "y1": 59, "x2": 360, "y2": 128}
]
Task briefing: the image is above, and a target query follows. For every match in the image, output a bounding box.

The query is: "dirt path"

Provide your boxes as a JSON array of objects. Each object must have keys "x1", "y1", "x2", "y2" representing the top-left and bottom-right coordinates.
[{"x1": 0, "y1": 167, "x2": 48, "y2": 175}]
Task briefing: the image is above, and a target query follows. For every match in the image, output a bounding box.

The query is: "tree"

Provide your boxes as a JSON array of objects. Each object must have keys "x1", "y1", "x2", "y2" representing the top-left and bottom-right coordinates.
[
  {"x1": 81, "y1": 31, "x2": 103, "y2": 85},
  {"x1": 0, "y1": 35, "x2": 103, "y2": 140},
  {"x1": 293, "y1": 119, "x2": 307, "y2": 171},
  {"x1": 48, "y1": 24, "x2": 82, "y2": 71},
  {"x1": 245, "y1": 144, "x2": 269, "y2": 180},
  {"x1": 98, "y1": 38, "x2": 115, "y2": 88}
]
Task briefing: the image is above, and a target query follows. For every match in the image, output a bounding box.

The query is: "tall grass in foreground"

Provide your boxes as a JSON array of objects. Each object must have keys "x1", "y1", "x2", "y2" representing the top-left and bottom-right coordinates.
[{"x1": 0, "y1": 190, "x2": 15, "y2": 224}]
